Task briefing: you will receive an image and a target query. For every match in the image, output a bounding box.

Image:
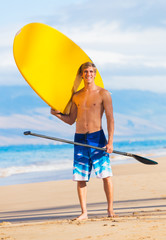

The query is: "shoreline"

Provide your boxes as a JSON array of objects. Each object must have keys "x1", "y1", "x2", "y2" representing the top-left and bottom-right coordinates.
[{"x1": 0, "y1": 149, "x2": 163, "y2": 186}]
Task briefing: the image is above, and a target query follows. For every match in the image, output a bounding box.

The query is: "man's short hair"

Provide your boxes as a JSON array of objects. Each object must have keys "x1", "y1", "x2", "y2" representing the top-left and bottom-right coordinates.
[{"x1": 79, "y1": 62, "x2": 97, "y2": 75}]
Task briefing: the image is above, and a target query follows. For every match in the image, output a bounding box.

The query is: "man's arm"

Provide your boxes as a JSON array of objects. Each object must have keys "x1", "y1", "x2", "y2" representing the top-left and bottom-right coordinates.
[
  {"x1": 102, "y1": 90, "x2": 114, "y2": 153},
  {"x1": 51, "y1": 96, "x2": 77, "y2": 125}
]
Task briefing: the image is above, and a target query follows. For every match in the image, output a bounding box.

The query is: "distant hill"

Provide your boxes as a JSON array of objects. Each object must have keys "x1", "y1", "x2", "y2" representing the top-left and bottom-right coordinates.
[
  {"x1": 1, "y1": 86, "x2": 166, "y2": 117},
  {"x1": 111, "y1": 89, "x2": 166, "y2": 118},
  {"x1": 0, "y1": 86, "x2": 166, "y2": 145},
  {"x1": 0, "y1": 85, "x2": 47, "y2": 115}
]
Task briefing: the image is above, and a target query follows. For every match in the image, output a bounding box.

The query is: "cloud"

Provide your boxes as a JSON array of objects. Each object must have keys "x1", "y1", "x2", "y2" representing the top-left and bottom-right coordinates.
[
  {"x1": 58, "y1": 21, "x2": 166, "y2": 93},
  {"x1": 0, "y1": 111, "x2": 75, "y2": 134},
  {"x1": 1, "y1": 0, "x2": 166, "y2": 92},
  {"x1": 47, "y1": 0, "x2": 166, "y2": 30},
  {"x1": 0, "y1": 26, "x2": 17, "y2": 71},
  {"x1": 60, "y1": 22, "x2": 166, "y2": 67},
  {"x1": 0, "y1": 49, "x2": 15, "y2": 70},
  {"x1": 104, "y1": 75, "x2": 166, "y2": 93},
  {"x1": 0, "y1": 135, "x2": 49, "y2": 146}
]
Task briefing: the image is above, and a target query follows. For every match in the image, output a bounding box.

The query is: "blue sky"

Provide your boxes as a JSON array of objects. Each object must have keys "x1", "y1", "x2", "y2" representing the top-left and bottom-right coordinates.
[
  {"x1": 0, "y1": 0, "x2": 166, "y2": 146},
  {"x1": 0, "y1": 0, "x2": 166, "y2": 92}
]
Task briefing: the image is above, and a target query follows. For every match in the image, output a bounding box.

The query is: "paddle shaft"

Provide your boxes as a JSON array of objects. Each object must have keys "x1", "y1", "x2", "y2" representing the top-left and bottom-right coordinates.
[
  {"x1": 24, "y1": 131, "x2": 109, "y2": 151},
  {"x1": 24, "y1": 131, "x2": 158, "y2": 165},
  {"x1": 24, "y1": 131, "x2": 127, "y2": 155}
]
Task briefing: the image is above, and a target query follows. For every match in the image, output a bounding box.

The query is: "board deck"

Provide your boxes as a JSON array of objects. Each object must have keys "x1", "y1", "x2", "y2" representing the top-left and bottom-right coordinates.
[{"x1": 13, "y1": 23, "x2": 104, "y2": 114}]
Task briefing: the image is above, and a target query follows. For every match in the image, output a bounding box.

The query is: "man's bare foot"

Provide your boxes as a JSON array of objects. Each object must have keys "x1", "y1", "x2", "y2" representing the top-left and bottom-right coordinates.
[
  {"x1": 76, "y1": 212, "x2": 88, "y2": 220},
  {"x1": 108, "y1": 210, "x2": 116, "y2": 218}
]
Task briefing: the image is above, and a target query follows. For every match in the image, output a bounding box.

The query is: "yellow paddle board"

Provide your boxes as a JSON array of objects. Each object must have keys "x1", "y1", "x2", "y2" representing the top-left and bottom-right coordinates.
[{"x1": 13, "y1": 23, "x2": 104, "y2": 114}]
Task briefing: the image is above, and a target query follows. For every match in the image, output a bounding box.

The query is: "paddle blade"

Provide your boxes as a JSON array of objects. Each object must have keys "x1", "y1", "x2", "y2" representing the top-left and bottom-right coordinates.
[
  {"x1": 24, "y1": 131, "x2": 31, "y2": 135},
  {"x1": 133, "y1": 154, "x2": 158, "y2": 165}
]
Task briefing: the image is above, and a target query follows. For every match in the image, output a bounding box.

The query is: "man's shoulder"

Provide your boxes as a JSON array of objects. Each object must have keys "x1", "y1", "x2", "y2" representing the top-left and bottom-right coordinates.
[
  {"x1": 73, "y1": 88, "x2": 83, "y2": 96},
  {"x1": 72, "y1": 89, "x2": 83, "y2": 101},
  {"x1": 99, "y1": 88, "x2": 111, "y2": 97}
]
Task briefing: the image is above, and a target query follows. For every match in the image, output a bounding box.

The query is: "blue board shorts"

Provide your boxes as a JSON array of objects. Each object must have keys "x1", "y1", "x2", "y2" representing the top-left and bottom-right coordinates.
[{"x1": 73, "y1": 129, "x2": 113, "y2": 181}]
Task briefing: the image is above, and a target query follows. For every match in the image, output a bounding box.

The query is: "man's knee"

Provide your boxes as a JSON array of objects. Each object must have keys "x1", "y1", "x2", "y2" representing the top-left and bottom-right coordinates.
[
  {"x1": 77, "y1": 181, "x2": 87, "y2": 188},
  {"x1": 103, "y1": 176, "x2": 112, "y2": 184}
]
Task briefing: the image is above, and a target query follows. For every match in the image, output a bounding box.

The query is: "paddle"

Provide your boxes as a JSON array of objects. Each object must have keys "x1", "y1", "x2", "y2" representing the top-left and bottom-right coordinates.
[{"x1": 24, "y1": 131, "x2": 158, "y2": 165}]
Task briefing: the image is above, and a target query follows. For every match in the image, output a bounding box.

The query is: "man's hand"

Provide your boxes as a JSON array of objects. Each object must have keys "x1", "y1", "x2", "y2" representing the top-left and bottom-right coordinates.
[
  {"x1": 106, "y1": 143, "x2": 113, "y2": 154},
  {"x1": 50, "y1": 108, "x2": 61, "y2": 115},
  {"x1": 50, "y1": 104, "x2": 76, "y2": 125}
]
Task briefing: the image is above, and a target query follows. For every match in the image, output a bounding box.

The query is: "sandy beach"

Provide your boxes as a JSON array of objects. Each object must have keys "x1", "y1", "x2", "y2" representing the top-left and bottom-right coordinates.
[{"x1": 0, "y1": 156, "x2": 166, "y2": 240}]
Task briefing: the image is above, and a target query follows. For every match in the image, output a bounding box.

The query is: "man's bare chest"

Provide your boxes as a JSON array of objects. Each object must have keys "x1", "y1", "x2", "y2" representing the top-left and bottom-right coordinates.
[{"x1": 75, "y1": 92, "x2": 103, "y2": 109}]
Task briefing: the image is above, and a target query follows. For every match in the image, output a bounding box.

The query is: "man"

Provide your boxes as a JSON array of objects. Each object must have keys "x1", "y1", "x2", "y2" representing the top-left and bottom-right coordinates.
[{"x1": 51, "y1": 62, "x2": 115, "y2": 219}]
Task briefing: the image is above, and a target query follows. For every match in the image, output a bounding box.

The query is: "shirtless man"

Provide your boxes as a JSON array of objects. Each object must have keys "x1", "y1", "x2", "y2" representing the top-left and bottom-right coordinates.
[{"x1": 51, "y1": 62, "x2": 115, "y2": 219}]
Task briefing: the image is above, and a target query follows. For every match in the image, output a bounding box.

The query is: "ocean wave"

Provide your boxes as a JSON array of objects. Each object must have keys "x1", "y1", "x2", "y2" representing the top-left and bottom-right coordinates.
[
  {"x1": 0, "y1": 154, "x2": 132, "y2": 178},
  {"x1": 0, "y1": 144, "x2": 165, "y2": 179},
  {"x1": 0, "y1": 155, "x2": 139, "y2": 178},
  {"x1": 0, "y1": 161, "x2": 73, "y2": 178}
]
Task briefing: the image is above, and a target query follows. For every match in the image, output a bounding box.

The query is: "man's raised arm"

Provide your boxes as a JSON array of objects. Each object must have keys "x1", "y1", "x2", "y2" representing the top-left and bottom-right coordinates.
[{"x1": 51, "y1": 96, "x2": 77, "y2": 125}]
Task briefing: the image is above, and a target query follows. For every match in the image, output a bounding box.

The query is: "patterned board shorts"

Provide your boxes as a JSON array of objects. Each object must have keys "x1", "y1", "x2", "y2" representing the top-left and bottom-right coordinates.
[{"x1": 73, "y1": 129, "x2": 113, "y2": 181}]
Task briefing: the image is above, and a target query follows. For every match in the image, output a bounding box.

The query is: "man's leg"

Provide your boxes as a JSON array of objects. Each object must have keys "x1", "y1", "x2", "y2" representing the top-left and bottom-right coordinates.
[
  {"x1": 103, "y1": 176, "x2": 115, "y2": 217},
  {"x1": 77, "y1": 181, "x2": 88, "y2": 220}
]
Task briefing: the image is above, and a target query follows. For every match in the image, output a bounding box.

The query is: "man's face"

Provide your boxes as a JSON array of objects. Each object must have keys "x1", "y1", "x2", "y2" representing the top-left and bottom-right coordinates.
[{"x1": 81, "y1": 67, "x2": 96, "y2": 84}]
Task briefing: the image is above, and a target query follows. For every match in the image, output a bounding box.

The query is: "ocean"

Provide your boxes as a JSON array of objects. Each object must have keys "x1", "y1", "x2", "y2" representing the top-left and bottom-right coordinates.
[{"x1": 0, "y1": 137, "x2": 166, "y2": 186}]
